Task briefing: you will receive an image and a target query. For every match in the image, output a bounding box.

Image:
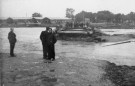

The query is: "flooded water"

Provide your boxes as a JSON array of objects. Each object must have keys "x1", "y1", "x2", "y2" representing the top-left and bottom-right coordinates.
[{"x1": 0, "y1": 27, "x2": 135, "y2": 66}]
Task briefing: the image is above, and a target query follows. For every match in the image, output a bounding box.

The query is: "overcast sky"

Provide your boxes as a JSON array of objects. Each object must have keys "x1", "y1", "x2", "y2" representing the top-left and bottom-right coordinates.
[{"x1": 0, "y1": 0, "x2": 135, "y2": 18}]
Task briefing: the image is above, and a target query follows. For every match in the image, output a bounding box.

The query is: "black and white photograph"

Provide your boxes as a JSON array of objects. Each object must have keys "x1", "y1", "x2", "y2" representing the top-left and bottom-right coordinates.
[{"x1": 0, "y1": 0, "x2": 135, "y2": 86}]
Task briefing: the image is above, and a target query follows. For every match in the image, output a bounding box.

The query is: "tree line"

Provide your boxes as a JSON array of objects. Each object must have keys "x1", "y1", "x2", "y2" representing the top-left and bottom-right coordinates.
[
  {"x1": 66, "y1": 8, "x2": 135, "y2": 25},
  {"x1": 2, "y1": 10, "x2": 135, "y2": 27}
]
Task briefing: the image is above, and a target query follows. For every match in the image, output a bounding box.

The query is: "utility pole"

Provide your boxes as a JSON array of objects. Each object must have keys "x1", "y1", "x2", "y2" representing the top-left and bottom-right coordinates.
[
  {"x1": 82, "y1": 11, "x2": 85, "y2": 28},
  {"x1": 26, "y1": 13, "x2": 27, "y2": 17},
  {"x1": 25, "y1": 13, "x2": 28, "y2": 26},
  {"x1": 72, "y1": 15, "x2": 74, "y2": 28}
]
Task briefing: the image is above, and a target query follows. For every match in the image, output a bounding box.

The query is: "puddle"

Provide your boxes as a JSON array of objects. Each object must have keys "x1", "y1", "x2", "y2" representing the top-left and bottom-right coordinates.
[
  {"x1": 66, "y1": 71, "x2": 76, "y2": 75},
  {"x1": 41, "y1": 75, "x2": 57, "y2": 83},
  {"x1": 21, "y1": 61, "x2": 29, "y2": 64},
  {"x1": 50, "y1": 69, "x2": 55, "y2": 72},
  {"x1": 58, "y1": 62, "x2": 63, "y2": 63}
]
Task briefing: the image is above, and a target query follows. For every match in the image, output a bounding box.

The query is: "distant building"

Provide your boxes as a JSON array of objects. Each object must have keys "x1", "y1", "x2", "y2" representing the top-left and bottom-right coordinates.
[
  {"x1": 50, "y1": 17, "x2": 72, "y2": 24},
  {"x1": 41, "y1": 17, "x2": 51, "y2": 24},
  {"x1": 0, "y1": 17, "x2": 72, "y2": 27}
]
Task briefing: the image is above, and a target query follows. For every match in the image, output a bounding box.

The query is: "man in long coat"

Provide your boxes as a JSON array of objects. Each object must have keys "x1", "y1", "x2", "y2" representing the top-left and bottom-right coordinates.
[
  {"x1": 8, "y1": 28, "x2": 17, "y2": 57},
  {"x1": 40, "y1": 27, "x2": 50, "y2": 59},
  {"x1": 47, "y1": 28, "x2": 57, "y2": 61}
]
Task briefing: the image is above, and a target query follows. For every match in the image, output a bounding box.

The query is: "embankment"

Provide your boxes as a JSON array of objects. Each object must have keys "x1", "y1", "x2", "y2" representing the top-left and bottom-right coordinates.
[{"x1": 105, "y1": 62, "x2": 135, "y2": 86}]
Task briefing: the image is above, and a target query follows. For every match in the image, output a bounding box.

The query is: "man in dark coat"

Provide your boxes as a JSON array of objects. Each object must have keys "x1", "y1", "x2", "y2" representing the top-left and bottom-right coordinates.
[
  {"x1": 40, "y1": 27, "x2": 50, "y2": 59},
  {"x1": 8, "y1": 28, "x2": 17, "y2": 57},
  {"x1": 47, "y1": 28, "x2": 57, "y2": 61}
]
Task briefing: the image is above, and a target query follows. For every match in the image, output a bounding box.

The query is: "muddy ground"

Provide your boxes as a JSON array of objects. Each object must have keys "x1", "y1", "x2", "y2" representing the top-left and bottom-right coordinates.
[
  {"x1": 1, "y1": 52, "x2": 135, "y2": 86},
  {"x1": 0, "y1": 53, "x2": 114, "y2": 86}
]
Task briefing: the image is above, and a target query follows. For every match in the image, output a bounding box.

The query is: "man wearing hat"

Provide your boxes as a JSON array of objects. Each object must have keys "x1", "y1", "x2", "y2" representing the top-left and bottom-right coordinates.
[
  {"x1": 8, "y1": 28, "x2": 17, "y2": 57},
  {"x1": 40, "y1": 27, "x2": 50, "y2": 59}
]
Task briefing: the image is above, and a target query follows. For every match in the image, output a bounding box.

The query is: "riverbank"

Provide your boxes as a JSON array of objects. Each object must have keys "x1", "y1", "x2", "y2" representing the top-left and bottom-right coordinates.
[
  {"x1": 58, "y1": 33, "x2": 135, "y2": 43},
  {"x1": 1, "y1": 53, "x2": 114, "y2": 86},
  {"x1": 100, "y1": 34, "x2": 135, "y2": 42},
  {"x1": 105, "y1": 62, "x2": 135, "y2": 86}
]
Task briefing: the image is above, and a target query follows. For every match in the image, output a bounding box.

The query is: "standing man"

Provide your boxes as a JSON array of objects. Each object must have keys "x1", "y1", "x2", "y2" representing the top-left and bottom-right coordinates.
[
  {"x1": 8, "y1": 28, "x2": 17, "y2": 57},
  {"x1": 47, "y1": 28, "x2": 57, "y2": 61},
  {"x1": 40, "y1": 27, "x2": 50, "y2": 59}
]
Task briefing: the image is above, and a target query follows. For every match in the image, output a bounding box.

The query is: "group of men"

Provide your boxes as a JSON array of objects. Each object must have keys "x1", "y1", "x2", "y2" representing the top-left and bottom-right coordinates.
[
  {"x1": 8, "y1": 27, "x2": 57, "y2": 61},
  {"x1": 40, "y1": 27, "x2": 57, "y2": 60}
]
